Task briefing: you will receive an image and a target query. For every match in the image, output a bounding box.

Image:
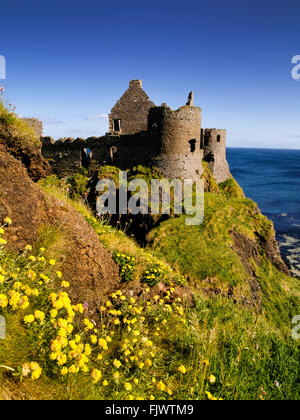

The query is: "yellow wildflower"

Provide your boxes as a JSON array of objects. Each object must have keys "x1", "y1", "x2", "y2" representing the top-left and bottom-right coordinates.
[
  {"x1": 178, "y1": 365, "x2": 187, "y2": 374},
  {"x1": 208, "y1": 375, "x2": 216, "y2": 384},
  {"x1": 91, "y1": 369, "x2": 102, "y2": 384},
  {"x1": 24, "y1": 314, "x2": 35, "y2": 324},
  {"x1": 61, "y1": 367, "x2": 68, "y2": 375},
  {"x1": 113, "y1": 359, "x2": 121, "y2": 368},
  {"x1": 124, "y1": 382, "x2": 132, "y2": 392}
]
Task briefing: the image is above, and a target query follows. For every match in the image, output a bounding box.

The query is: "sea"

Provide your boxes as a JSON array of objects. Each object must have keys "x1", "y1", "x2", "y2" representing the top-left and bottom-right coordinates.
[{"x1": 227, "y1": 148, "x2": 300, "y2": 277}]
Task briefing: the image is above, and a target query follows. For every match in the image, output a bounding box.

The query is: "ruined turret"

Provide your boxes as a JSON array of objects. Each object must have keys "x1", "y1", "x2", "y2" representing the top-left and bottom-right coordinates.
[
  {"x1": 148, "y1": 101, "x2": 203, "y2": 180},
  {"x1": 202, "y1": 128, "x2": 231, "y2": 183}
]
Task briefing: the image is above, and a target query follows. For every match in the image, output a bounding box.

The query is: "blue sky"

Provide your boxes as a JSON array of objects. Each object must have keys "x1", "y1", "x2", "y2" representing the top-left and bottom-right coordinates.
[{"x1": 1, "y1": 0, "x2": 300, "y2": 148}]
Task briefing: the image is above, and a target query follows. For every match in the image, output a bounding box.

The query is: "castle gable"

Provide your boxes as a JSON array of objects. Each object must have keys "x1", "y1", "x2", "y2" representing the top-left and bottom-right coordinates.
[{"x1": 109, "y1": 80, "x2": 155, "y2": 135}]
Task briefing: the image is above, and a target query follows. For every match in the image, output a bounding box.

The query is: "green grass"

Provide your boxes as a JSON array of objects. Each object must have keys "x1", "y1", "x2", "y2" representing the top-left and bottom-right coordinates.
[
  {"x1": 1, "y1": 245, "x2": 299, "y2": 400},
  {"x1": 164, "y1": 294, "x2": 300, "y2": 400},
  {"x1": 219, "y1": 176, "x2": 245, "y2": 199},
  {"x1": 0, "y1": 101, "x2": 40, "y2": 148},
  {"x1": 39, "y1": 175, "x2": 186, "y2": 287},
  {"x1": 147, "y1": 192, "x2": 300, "y2": 330},
  {"x1": 0, "y1": 171, "x2": 299, "y2": 400}
]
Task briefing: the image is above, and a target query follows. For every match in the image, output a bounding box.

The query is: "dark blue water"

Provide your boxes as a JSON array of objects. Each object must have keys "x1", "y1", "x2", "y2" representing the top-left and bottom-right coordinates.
[{"x1": 227, "y1": 148, "x2": 300, "y2": 276}]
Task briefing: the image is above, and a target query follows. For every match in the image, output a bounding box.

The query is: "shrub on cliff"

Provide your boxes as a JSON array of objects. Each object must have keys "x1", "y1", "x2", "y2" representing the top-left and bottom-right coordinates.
[
  {"x1": 0, "y1": 101, "x2": 50, "y2": 181},
  {"x1": 219, "y1": 177, "x2": 245, "y2": 199},
  {"x1": 0, "y1": 101, "x2": 40, "y2": 148}
]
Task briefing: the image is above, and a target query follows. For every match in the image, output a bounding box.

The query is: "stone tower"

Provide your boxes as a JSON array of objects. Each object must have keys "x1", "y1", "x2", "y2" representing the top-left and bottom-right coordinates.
[
  {"x1": 109, "y1": 80, "x2": 155, "y2": 135},
  {"x1": 202, "y1": 128, "x2": 231, "y2": 183},
  {"x1": 148, "y1": 102, "x2": 203, "y2": 180},
  {"x1": 41, "y1": 80, "x2": 232, "y2": 184}
]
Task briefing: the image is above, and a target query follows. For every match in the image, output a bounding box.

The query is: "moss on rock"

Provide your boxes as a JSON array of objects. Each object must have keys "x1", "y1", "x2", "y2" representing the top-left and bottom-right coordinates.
[{"x1": 219, "y1": 176, "x2": 245, "y2": 199}]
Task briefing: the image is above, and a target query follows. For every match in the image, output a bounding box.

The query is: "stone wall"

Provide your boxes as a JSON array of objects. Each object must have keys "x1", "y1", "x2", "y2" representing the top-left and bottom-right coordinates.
[
  {"x1": 148, "y1": 105, "x2": 204, "y2": 180},
  {"x1": 42, "y1": 118, "x2": 231, "y2": 183},
  {"x1": 202, "y1": 129, "x2": 231, "y2": 183},
  {"x1": 41, "y1": 133, "x2": 160, "y2": 176},
  {"x1": 42, "y1": 137, "x2": 84, "y2": 175},
  {"x1": 22, "y1": 118, "x2": 43, "y2": 137},
  {"x1": 41, "y1": 81, "x2": 231, "y2": 183},
  {"x1": 109, "y1": 80, "x2": 155, "y2": 135}
]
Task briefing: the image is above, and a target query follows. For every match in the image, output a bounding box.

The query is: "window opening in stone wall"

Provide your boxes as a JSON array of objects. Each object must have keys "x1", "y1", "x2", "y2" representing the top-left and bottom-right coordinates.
[
  {"x1": 217, "y1": 135, "x2": 221, "y2": 142},
  {"x1": 113, "y1": 119, "x2": 122, "y2": 132},
  {"x1": 189, "y1": 139, "x2": 196, "y2": 153},
  {"x1": 81, "y1": 148, "x2": 92, "y2": 168}
]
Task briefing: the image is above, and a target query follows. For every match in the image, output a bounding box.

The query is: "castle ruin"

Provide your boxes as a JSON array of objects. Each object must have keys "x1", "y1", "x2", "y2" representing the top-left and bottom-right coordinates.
[{"x1": 41, "y1": 80, "x2": 231, "y2": 183}]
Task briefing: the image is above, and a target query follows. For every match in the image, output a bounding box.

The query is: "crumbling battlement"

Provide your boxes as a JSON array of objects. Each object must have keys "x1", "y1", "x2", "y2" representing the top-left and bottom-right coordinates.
[{"x1": 41, "y1": 80, "x2": 231, "y2": 183}]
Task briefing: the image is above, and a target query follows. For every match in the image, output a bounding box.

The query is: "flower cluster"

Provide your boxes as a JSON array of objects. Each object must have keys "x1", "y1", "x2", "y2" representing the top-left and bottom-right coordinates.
[
  {"x1": 113, "y1": 252, "x2": 136, "y2": 283},
  {"x1": 141, "y1": 258, "x2": 185, "y2": 287},
  {"x1": 21, "y1": 362, "x2": 42, "y2": 380},
  {"x1": 0, "y1": 219, "x2": 221, "y2": 400}
]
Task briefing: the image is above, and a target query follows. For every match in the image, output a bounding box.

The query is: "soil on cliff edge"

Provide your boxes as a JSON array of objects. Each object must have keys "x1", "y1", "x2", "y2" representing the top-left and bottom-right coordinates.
[{"x1": 0, "y1": 142, "x2": 120, "y2": 314}]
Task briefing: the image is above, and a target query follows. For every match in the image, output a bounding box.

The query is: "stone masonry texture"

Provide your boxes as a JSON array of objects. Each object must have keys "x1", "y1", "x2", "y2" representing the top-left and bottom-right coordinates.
[
  {"x1": 109, "y1": 80, "x2": 155, "y2": 135},
  {"x1": 41, "y1": 80, "x2": 231, "y2": 183}
]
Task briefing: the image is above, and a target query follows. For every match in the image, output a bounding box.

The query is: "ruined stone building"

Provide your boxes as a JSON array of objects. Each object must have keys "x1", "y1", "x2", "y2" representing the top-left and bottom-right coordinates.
[{"x1": 40, "y1": 80, "x2": 231, "y2": 183}]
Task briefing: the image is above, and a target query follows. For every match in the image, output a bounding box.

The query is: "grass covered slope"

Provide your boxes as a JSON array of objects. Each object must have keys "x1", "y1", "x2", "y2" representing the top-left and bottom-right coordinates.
[
  {"x1": 147, "y1": 190, "x2": 300, "y2": 330},
  {"x1": 1, "y1": 217, "x2": 300, "y2": 401}
]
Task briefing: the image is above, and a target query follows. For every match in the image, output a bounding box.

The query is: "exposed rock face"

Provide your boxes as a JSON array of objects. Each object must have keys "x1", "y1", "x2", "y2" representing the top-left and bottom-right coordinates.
[
  {"x1": 231, "y1": 228, "x2": 289, "y2": 278},
  {"x1": 255, "y1": 231, "x2": 290, "y2": 276},
  {"x1": 0, "y1": 137, "x2": 51, "y2": 182},
  {"x1": 230, "y1": 229, "x2": 290, "y2": 308},
  {"x1": 0, "y1": 142, "x2": 120, "y2": 312}
]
